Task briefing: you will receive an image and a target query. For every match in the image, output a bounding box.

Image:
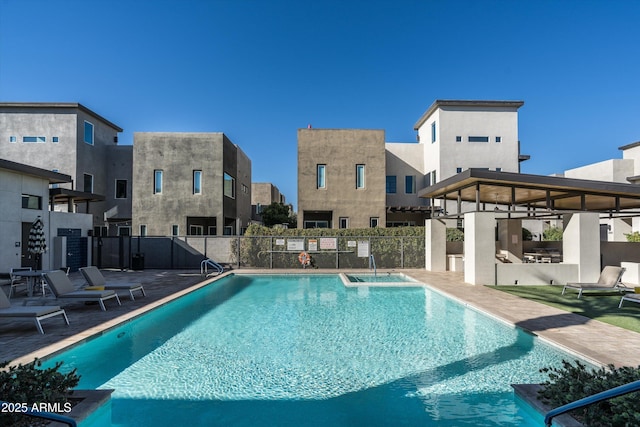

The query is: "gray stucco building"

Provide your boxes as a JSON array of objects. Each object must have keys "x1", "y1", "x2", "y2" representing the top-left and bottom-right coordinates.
[
  {"x1": 132, "y1": 132, "x2": 252, "y2": 236},
  {"x1": 0, "y1": 103, "x2": 131, "y2": 236}
]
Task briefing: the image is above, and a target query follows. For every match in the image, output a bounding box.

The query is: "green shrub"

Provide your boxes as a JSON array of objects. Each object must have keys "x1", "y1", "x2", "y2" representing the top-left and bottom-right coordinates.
[
  {"x1": 538, "y1": 360, "x2": 640, "y2": 426},
  {"x1": 446, "y1": 228, "x2": 464, "y2": 241},
  {"x1": 625, "y1": 231, "x2": 640, "y2": 242},
  {"x1": 543, "y1": 226, "x2": 563, "y2": 241},
  {"x1": 522, "y1": 227, "x2": 533, "y2": 241},
  {"x1": 0, "y1": 358, "x2": 80, "y2": 427}
]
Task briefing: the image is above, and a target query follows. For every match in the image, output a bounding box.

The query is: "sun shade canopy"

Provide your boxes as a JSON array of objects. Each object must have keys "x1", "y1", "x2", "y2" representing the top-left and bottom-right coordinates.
[{"x1": 418, "y1": 169, "x2": 640, "y2": 217}]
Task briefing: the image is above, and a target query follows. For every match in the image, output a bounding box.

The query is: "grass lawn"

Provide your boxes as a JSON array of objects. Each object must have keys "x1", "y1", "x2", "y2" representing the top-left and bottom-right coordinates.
[{"x1": 492, "y1": 285, "x2": 640, "y2": 334}]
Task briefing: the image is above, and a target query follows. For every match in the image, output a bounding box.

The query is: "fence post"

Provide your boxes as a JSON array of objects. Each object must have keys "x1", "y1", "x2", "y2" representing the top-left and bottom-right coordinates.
[
  {"x1": 401, "y1": 236, "x2": 404, "y2": 268},
  {"x1": 270, "y1": 237, "x2": 273, "y2": 269},
  {"x1": 237, "y1": 235, "x2": 241, "y2": 269}
]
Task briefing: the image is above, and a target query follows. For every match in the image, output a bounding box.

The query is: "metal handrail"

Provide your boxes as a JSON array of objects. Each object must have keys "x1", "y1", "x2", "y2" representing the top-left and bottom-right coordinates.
[
  {"x1": 544, "y1": 379, "x2": 640, "y2": 426},
  {"x1": 200, "y1": 258, "x2": 224, "y2": 276},
  {"x1": 369, "y1": 254, "x2": 377, "y2": 276},
  {"x1": 0, "y1": 400, "x2": 77, "y2": 427}
]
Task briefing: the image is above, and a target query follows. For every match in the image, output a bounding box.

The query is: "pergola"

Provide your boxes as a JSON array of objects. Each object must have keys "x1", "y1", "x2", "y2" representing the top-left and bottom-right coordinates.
[{"x1": 418, "y1": 168, "x2": 640, "y2": 217}]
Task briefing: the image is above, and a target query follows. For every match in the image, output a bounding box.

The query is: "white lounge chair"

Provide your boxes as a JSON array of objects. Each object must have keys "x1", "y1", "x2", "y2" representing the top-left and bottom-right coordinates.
[
  {"x1": 44, "y1": 270, "x2": 121, "y2": 311},
  {"x1": 80, "y1": 266, "x2": 146, "y2": 301},
  {"x1": 619, "y1": 292, "x2": 640, "y2": 308},
  {"x1": 562, "y1": 266, "x2": 629, "y2": 298},
  {"x1": 0, "y1": 287, "x2": 69, "y2": 334}
]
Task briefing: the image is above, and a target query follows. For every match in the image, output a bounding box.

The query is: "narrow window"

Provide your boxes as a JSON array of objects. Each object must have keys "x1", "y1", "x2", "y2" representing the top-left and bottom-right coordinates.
[
  {"x1": 84, "y1": 121, "x2": 94, "y2": 145},
  {"x1": 455, "y1": 136, "x2": 462, "y2": 142},
  {"x1": 386, "y1": 176, "x2": 397, "y2": 194},
  {"x1": 317, "y1": 164, "x2": 326, "y2": 189},
  {"x1": 339, "y1": 217, "x2": 349, "y2": 229},
  {"x1": 118, "y1": 227, "x2": 131, "y2": 236},
  {"x1": 189, "y1": 225, "x2": 203, "y2": 235},
  {"x1": 223, "y1": 172, "x2": 235, "y2": 198},
  {"x1": 431, "y1": 121, "x2": 436, "y2": 143},
  {"x1": 370, "y1": 217, "x2": 379, "y2": 228},
  {"x1": 9, "y1": 136, "x2": 16, "y2": 143},
  {"x1": 115, "y1": 179, "x2": 127, "y2": 199},
  {"x1": 495, "y1": 136, "x2": 501, "y2": 143},
  {"x1": 52, "y1": 136, "x2": 59, "y2": 143},
  {"x1": 193, "y1": 170, "x2": 202, "y2": 194},
  {"x1": 405, "y1": 176, "x2": 415, "y2": 194},
  {"x1": 172, "y1": 225, "x2": 179, "y2": 236},
  {"x1": 23, "y1": 136, "x2": 46, "y2": 143},
  {"x1": 83, "y1": 173, "x2": 94, "y2": 193},
  {"x1": 208, "y1": 226, "x2": 217, "y2": 235},
  {"x1": 154, "y1": 170, "x2": 163, "y2": 194},
  {"x1": 456, "y1": 167, "x2": 463, "y2": 173},
  {"x1": 431, "y1": 170, "x2": 437, "y2": 184},
  {"x1": 140, "y1": 225, "x2": 147, "y2": 237},
  {"x1": 356, "y1": 164, "x2": 365, "y2": 189},
  {"x1": 468, "y1": 136, "x2": 489, "y2": 142},
  {"x1": 496, "y1": 167, "x2": 502, "y2": 172}
]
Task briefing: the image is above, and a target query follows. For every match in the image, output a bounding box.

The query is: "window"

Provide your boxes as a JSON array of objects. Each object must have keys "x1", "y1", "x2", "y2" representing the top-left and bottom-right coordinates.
[
  {"x1": 223, "y1": 172, "x2": 235, "y2": 198},
  {"x1": 356, "y1": 164, "x2": 365, "y2": 189},
  {"x1": 189, "y1": 225, "x2": 204, "y2": 235},
  {"x1": 208, "y1": 226, "x2": 217, "y2": 235},
  {"x1": 431, "y1": 170, "x2": 437, "y2": 185},
  {"x1": 455, "y1": 136, "x2": 462, "y2": 142},
  {"x1": 52, "y1": 137, "x2": 59, "y2": 143},
  {"x1": 405, "y1": 176, "x2": 415, "y2": 194},
  {"x1": 139, "y1": 225, "x2": 147, "y2": 237},
  {"x1": 370, "y1": 217, "x2": 379, "y2": 228},
  {"x1": 386, "y1": 176, "x2": 397, "y2": 194},
  {"x1": 83, "y1": 173, "x2": 94, "y2": 193},
  {"x1": 242, "y1": 184, "x2": 248, "y2": 194},
  {"x1": 431, "y1": 122, "x2": 436, "y2": 143},
  {"x1": 51, "y1": 169, "x2": 60, "y2": 189},
  {"x1": 22, "y1": 194, "x2": 42, "y2": 210},
  {"x1": 495, "y1": 136, "x2": 502, "y2": 143},
  {"x1": 23, "y1": 136, "x2": 45, "y2": 143},
  {"x1": 172, "y1": 225, "x2": 179, "y2": 236},
  {"x1": 115, "y1": 179, "x2": 127, "y2": 199},
  {"x1": 304, "y1": 220, "x2": 329, "y2": 229},
  {"x1": 496, "y1": 167, "x2": 502, "y2": 172},
  {"x1": 9, "y1": 136, "x2": 16, "y2": 143},
  {"x1": 118, "y1": 226, "x2": 131, "y2": 236},
  {"x1": 456, "y1": 167, "x2": 463, "y2": 173},
  {"x1": 193, "y1": 170, "x2": 202, "y2": 195},
  {"x1": 317, "y1": 164, "x2": 326, "y2": 189},
  {"x1": 339, "y1": 217, "x2": 349, "y2": 229},
  {"x1": 468, "y1": 136, "x2": 489, "y2": 142},
  {"x1": 84, "y1": 121, "x2": 94, "y2": 145},
  {"x1": 154, "y1": 170, "x2": 163, "y2": 194},
  {"x1": 223, "y1": 226, "x2": 234, "y2": 235}
]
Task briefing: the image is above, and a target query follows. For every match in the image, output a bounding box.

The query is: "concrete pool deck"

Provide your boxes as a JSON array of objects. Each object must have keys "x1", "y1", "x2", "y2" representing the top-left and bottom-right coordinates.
[{"x1": 1, "y1": 268, "x2": 639, "y2": 368}]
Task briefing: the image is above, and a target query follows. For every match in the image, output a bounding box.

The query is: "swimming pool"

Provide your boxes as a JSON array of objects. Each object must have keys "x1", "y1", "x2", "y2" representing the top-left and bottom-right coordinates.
[
  {"x1": 44, "y1": 274, "x2": 578, "y2": 426},
  {"x1": 341, "y1": 272, "x2": 421, "y2": 284}
]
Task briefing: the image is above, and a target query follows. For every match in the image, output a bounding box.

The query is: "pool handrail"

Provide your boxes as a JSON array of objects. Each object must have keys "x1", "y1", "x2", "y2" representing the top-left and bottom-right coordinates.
[
  {"x1": 369, "y1": 254, "x2": 377, "y2": 276},
  {"x1": 0, "y1": 400, "x2": 77, "y2": 427},
  {"x1": 201, "y1": 258, "x2": 224, "y2": 276},
  {"x1": 544, "y1": 379, "x2": 640, "y2": 426}
]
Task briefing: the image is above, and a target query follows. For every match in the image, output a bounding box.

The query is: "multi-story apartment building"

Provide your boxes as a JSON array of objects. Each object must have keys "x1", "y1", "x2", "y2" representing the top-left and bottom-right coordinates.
[
  {"x1": 297, "y1": 100, "x2": 527, "y2": 228},
  {"x1": 132, "y1": 132, "x2": 252, "y2": 236},
  {"x1": 297, "y1": 129, "x2": 386, "y2": 229},
  {"x1": 0, "y1": 103, "x2": 131, "y2": 236},
  {"x1": 251, "y1": 183, "x2": 287, "y2": 223}
]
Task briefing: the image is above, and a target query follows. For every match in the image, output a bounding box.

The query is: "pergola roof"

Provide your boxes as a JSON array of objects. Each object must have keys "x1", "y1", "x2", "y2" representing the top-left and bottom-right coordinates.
[{"x1": 418, "y1": 169, "x2": 640, "y2": 216}]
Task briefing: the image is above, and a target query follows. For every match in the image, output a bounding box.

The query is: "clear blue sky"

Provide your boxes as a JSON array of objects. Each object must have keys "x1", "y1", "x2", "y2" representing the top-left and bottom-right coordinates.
[{"x1": 2, "y1": 0, "x2": 639, "y2": 210}]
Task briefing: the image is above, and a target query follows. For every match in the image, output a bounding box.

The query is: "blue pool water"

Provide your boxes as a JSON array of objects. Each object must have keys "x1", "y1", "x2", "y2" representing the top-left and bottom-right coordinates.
[
  {"x1": 344, "y1": 272, "x2": 419, "y2": 283},
  {"x1": 44, "y1": 274, "x2": 575, "y2": 426}
]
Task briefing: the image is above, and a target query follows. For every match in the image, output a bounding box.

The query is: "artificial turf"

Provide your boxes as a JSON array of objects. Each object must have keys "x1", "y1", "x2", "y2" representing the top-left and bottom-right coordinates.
[{"x1": 491, "y1": 285, "x2": 640, "y2": 334}]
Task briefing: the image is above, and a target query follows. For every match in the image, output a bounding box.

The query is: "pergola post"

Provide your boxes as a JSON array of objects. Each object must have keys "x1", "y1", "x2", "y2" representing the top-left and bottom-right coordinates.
[
  {"x1": 425, "y1": 218, "x2": 446, "y2": 271},
  {"x1": 563, "y1": 212, "x2": 600, "y2": 282},
  {"x1": 464, "y1": 212, "x2": 496, "y2": 285}
]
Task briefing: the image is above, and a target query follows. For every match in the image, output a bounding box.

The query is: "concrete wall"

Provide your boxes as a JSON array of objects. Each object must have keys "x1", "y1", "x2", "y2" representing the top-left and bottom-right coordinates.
[
  {"x1": 496, "y1": 263, "x2": 579, "y2": 285},
  {"x1": 235, "y1": 144, "x2": 252, "y2": 232},
  {"x1": 564, "y1": 159, "x2": 635, "y2": 183},
  {"x1": 298, "y1": 129, "x2": 386, "y2": 228}
]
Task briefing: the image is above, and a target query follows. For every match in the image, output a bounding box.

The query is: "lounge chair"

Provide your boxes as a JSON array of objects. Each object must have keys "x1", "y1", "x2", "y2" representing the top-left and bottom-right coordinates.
[
  {"x1": 80, "y1": 266, "x2": 146, "y2": 301},
  {"x1": 562, "y1": 266, "x2": 628, "y2": 298},
  {"x1": 619, "y1": 292, "x2": 640, "y2": 308},
  {"x1": 0, "y1": 287, "x2": 69, "y2": 334},
  {"x1": 44, "y1": 270, "x2": 121, "y2": 311},
  {"x1": 8, "y1": 267, "x2": 32, "y2": 298}
]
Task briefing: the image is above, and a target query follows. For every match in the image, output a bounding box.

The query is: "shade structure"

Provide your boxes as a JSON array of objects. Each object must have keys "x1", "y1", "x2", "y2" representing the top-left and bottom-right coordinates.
[{"x1": 28, "y1": 217, "x2": 47, "y2": 269}]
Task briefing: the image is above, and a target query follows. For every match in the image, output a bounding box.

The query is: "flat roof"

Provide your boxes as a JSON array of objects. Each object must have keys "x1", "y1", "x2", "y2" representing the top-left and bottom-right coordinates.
[
  {"x1": 413, "y1": 100, "x2": 525, "y2": 130},
  {"x1": 0, "y1": 102, "x2": 123, "y2": 132},
  {"x1": 0, "y1": 158, "x2": 72, "y2": 184},
  {"x1": 418, "y1": 168, "x2": 640, "y2": 214},
  {"x1": 49, "y1": 188, "x2": 105, "y2": 203}
]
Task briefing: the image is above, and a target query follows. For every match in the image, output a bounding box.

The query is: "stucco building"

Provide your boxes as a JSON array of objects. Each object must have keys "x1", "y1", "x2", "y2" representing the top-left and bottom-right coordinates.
[
  {"x1": 132, "y1": 132, "x2": 252, "y2": 236},
  {"x1": 0, "y1": 103, "x2": 131, "y2": 236},
  {"x1": 251, "y1": 183, "x2": 287, "y2": 223},
  {"x1": 297, "y1": 100, "x2": 527, "y2": 228},
  {"x1": 297, "y1": 129, "x2": 387, "y2": 229}
]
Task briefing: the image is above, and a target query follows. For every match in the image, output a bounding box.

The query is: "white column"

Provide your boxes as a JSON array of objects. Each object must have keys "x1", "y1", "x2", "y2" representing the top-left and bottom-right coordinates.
[
  {"x1": 563, "y1": 212, "x2": 600, "y2": 282},
  {"x1": 464, "y1": 212, "x2": 496, "y2": 285},
  {"x1": 425, "y1": 218, "x2": 446, "y2": 271}
]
